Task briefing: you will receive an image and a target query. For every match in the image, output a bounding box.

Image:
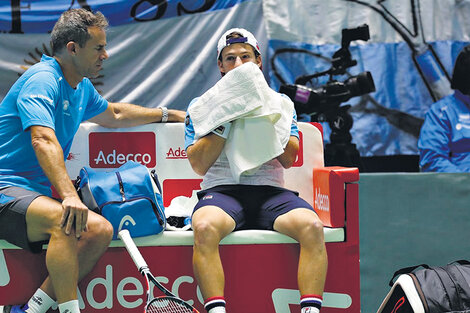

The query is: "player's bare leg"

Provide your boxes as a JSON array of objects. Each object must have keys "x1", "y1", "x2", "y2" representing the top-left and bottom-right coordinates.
[
  {"x1": 274, "y1": 208, "x2": 327, "y2": 298},
  {"x1": 192, "y1": 206, "x2": 235, "y2": 298}
]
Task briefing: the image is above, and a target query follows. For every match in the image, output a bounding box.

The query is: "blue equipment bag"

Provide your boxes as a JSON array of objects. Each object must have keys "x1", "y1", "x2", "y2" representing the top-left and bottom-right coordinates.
[{"x1": 75, "y1": 161, "x2": 166, "y2": 239}]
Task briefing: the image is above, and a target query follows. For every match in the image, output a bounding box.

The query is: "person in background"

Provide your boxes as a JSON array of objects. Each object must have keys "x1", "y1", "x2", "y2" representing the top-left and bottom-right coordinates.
[
  {"x1": 184, "y1": 28, "x2": 327, "y2": 313},
  {"x1": 418, "y1": 45, "x2": 470, "y2": 172},
  {"x1": 0, "y1": 8, "x2": 185, "y2": 313}
]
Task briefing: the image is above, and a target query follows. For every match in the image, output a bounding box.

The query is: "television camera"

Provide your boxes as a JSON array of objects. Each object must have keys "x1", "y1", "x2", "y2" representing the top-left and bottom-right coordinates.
[{"x1": 279, "y1": 24, "x2": 376, "y2": 169}]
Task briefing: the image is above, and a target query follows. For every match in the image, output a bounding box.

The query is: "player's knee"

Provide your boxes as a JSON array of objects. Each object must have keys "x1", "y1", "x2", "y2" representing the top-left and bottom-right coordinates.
[
  {"x1": 87, "y1": 216, "x2": 113, "y2": 245},
  {"x1": 100, "y1": 218, "x2": 114, "y2": 243},
  {"x1": 192, "y1": 220, "x2": 220, "y2": 248},
  {"x1": 98, "y1": 218, "x2": 114, "y2": 244},
  {"x1": 299, "y1": 218, "x2": 324, "y2": 244}
]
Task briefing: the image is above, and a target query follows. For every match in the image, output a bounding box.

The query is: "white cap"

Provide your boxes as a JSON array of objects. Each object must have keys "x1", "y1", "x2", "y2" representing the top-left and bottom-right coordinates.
[{"x1": 217, "y1": 28, "x2": 261, "y2": 60}]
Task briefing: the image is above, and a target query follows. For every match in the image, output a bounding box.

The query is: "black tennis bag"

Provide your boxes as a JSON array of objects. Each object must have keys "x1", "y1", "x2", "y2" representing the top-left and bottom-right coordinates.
[{"x1": 376, "y1": 260, "x2": 470, "y2": 313}]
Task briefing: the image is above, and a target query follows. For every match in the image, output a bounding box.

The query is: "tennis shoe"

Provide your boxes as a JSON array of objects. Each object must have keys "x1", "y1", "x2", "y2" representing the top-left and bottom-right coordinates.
[{"x1": 0, "y1": 304, "x2": 28, "y2": 313}]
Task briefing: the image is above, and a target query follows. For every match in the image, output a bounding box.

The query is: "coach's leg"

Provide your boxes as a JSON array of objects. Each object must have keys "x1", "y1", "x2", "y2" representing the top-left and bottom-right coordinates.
[
  {"x1": 274, "y1": 208, "x2": 327, "y2": 295},
  {"x1": 192, "y1": 205, "x2": 235, "y2": 299},
  {"x1": 25, "y1": 196, "x2": 113, "y2": 303}
]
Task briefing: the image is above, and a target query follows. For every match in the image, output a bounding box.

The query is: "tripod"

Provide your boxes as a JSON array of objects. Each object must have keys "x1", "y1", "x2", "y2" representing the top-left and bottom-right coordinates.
[{"x1": 313, "y1": 104, "x2": 363, "y2": 171}]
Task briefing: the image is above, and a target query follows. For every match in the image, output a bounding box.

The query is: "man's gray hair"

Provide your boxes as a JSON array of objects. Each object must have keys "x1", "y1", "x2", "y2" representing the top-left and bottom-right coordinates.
[{"x1": 51, "y1": 9, "x2": 108, "y2": 55}]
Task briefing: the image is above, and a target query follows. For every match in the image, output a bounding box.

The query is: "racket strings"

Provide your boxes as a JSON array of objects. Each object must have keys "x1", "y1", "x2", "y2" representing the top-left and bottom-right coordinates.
[{"x1": 146, "y1": 297, "x2": 194, "y2": 313}]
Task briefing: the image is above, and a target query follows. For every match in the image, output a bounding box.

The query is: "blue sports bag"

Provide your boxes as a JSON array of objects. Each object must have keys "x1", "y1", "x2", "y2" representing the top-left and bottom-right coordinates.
[{"x1": 75, "y1": 161, "x2": 166, "y2": 239}]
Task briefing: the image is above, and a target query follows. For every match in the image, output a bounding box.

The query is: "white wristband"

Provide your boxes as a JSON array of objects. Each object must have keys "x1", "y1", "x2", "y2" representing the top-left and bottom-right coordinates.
[
  {"x1": 211, "y1": 122, "x2": 232, "y2": 139},
  {"x1": 159, "y1": 107, "x2": 168, "y2": 123}
]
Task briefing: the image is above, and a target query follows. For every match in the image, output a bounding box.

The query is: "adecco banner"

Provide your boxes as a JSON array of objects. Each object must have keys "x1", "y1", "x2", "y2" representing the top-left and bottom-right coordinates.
[
  {"x1": 0, "y1": 240, "x2": 358, "y2": 312},
  {"x1": 89, "y1": 132, "x2": 156, "y2": 168}
]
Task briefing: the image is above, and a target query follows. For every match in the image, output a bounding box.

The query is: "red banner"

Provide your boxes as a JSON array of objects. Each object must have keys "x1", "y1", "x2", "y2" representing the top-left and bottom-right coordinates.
[{"x1": 89, "y1": 132, "x2": 156, "y2": 168}]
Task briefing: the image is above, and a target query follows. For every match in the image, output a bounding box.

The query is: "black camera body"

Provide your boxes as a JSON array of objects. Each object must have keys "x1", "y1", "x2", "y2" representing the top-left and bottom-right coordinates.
[
  {"x1": 279, "y1": 24, "x2": 376, "y2": 169},
  {"x1": 280, "y1": 71, "x2": 375, "y2": 116}
]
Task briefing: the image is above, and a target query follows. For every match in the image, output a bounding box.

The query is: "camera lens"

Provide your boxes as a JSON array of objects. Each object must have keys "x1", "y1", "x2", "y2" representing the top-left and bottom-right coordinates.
[{"x1": 345, "y1": 71, "x2": 376, "y2": 97}]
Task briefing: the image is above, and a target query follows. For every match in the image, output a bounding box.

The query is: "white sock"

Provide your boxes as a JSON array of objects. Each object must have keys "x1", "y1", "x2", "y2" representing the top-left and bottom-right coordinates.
[
  {"x1": 208, "y1": 307, "x2": 226, "y2": 313},
  {"x1": 58, "y1": 300, "x2": 80, "y2": 313},
  {"x1": 24, "y1": 289, "x2": 56, "y2": 313},
  {"x1": 301, "y1": 308, "x2": 320, "y2": 313}
]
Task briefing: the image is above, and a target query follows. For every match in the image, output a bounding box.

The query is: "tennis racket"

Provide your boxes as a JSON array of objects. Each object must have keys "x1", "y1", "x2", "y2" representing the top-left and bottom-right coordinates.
[{"x1": 118, "y1": 229, "x2": 199, "y2": 313}]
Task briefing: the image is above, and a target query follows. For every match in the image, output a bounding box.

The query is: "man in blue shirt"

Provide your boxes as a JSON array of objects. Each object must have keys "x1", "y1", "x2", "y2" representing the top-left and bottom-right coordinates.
[
  {"x1": 0, "y1": 9, "x2": 185, "y2": 313},
  {"x1": 418, "y1": 45, "x2": 470, "y2": 172}
]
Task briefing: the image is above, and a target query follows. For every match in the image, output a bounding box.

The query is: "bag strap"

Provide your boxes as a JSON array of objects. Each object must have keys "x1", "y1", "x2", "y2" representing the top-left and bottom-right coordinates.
[
  {"x1": 74, "y1": 175, "x2": 82, "y2": 199},
  {"x1": 149, "y1": 200, "x2": 165, "y2": 226},
  {"x1": 150, "y1": 169, "x2": 163, "y2": 193},
  {"x1": 389, "y1": 264, "x2": 431, "y2": 286},
  {"x1": 149, "y1": 169, "x2": 164, "y2": 226},
  {"x1": 74, "y1": 175, "x2": 81, "y2": 190}
]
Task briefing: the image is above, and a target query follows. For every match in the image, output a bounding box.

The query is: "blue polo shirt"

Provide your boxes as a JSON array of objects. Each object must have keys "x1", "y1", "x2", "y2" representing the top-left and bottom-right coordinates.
[{"x1": 0, "y1": 55, "x2": 108, "y2": 195}]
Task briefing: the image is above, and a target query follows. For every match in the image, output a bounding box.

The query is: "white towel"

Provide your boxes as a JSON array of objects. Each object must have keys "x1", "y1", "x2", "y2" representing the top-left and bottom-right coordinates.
[
  {"x1": 188, "y1": 62, "x2": 294, "y2": 181},
  {"x1": 188, "y1": 62, "x2": 266, "y2": 138},
  {"x1": 226, "y1": 91, "x2": 293, "y2": 179},
  {"x1": 165, "y1": 190, "x2": 199, "y2": 231}
]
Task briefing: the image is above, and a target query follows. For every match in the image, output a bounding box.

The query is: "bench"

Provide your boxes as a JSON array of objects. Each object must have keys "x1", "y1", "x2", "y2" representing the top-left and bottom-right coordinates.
[{"x1": 0, "y1": 122, "x2": 360, "y2": 313}]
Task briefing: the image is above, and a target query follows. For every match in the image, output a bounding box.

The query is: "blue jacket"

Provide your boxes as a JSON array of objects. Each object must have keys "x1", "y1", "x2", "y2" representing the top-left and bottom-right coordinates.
[{"x1": 418, "y1": 90, "x2": 470, "y2": 172}]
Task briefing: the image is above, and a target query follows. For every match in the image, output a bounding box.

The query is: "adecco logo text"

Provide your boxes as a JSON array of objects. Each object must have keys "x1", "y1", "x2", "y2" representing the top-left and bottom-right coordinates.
[
  {"x1": 89, "y1": 132, "x2": 156, "y2": 168},
  {"x1": 78, "y1": 266, "x2": 202, "y2": 310},
  {"x1": 166, "y1": 147, "x2": 187, "y2": 159},
  {"x1": 314, "y1": 187, "x2": 330, "y2": 212}
]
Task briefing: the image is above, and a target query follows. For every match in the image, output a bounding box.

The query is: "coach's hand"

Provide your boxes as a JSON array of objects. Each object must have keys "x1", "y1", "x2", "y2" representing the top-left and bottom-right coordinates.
[{"x1": 60, "y1": 196, "x2": 89, "y2": 238}]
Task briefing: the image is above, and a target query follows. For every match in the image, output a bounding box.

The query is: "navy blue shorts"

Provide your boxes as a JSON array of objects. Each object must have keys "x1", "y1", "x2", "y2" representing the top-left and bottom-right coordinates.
[
  {"x1": 193, "y1": 185, "x2": 315, "y2": 230},
  {"x1": 0, "y1": 186, "x2": 45, "y2": 253}
]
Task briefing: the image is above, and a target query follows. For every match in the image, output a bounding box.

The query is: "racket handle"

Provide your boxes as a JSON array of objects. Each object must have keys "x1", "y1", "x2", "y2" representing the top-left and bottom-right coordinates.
[{"x1": 118, "y1": 229, "x2": 149, "y2": 272}]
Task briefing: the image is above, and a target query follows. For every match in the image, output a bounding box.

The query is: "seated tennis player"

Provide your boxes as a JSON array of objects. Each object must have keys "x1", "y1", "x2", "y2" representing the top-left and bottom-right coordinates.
[
  {"x1": 184, "y1": 28, "x2": 327, "y2": 313},
  {"x1": 0, "y1": 9, "x2": 184, "y2": 313}
]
